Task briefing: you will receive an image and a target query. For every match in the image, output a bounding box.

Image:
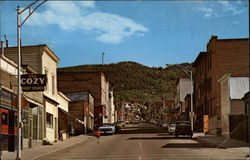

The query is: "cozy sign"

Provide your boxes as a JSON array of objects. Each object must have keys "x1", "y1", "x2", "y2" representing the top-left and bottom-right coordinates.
[{"x1": 21, "y1": 74, "x2": 47, "y2": 92}]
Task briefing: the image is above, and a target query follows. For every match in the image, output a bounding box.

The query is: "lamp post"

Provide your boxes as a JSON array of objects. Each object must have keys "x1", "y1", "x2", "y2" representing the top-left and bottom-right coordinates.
[
  {"x1": 16, "y1": 1, "x2": 47, "y2": 159},
  {"x1": 166, "y1": 64, "x2": 194, "y2": 131}
]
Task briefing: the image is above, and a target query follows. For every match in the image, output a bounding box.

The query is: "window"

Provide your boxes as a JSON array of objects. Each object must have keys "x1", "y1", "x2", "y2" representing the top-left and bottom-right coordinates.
[
  {"x1": 1, "y1": 112, "x2": 8, "y2": 125},
  {"x1": 207, "y1": 54, "x2": 211, "y2": 71},
  {"x1": 197, "y1": 87, "x2": 201, "y2": 99},
  {"x1": 32, "y1": 107, "x2": 38, "y2": 140},
  {"x1": 52, "y1": 75, "x2": 55, "y2": 95},
  {"x1": 45, "y1": 69, "x2": 49, "y2": 92},
  {"x1": 46, "y1": 112, "x2": 53, "y2": 128},
  {"x1": 207, "y1": 77, "x2": 212, "y2": 92}
]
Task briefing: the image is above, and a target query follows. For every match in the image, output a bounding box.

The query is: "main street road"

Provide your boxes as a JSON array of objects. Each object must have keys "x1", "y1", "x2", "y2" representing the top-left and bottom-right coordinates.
[{"x1": 38, "y1": 123, "x2": 245, "y2": 160}]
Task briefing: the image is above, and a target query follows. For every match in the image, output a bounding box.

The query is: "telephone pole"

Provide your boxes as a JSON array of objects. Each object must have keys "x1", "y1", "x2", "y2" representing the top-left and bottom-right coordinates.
[{"x1": 16, "y1": 1, "x2": 47, "y2": 159}]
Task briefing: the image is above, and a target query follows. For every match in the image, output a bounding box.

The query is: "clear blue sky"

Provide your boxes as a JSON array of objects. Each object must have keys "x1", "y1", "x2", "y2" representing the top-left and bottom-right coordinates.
[{"x1": 0, "y1": 1, "x2": 249, "y2": 67}]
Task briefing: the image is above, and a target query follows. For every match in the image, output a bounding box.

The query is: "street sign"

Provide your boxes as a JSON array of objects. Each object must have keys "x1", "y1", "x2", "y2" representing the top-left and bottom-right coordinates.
[{"x1": 21, "y1": 74, "x2": 47, "y2": 92}]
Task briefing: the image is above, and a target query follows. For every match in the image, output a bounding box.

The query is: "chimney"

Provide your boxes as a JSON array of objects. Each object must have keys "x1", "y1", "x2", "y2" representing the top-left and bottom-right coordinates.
[{"x1": 0, "y1": 40, "x2": 4, "y2": 55}]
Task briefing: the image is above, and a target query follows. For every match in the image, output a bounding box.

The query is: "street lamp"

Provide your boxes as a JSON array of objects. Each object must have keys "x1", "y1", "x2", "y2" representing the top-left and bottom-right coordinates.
[
  {"x1": 166, "y1": 64, "x2": 194, "y2": 131},
  {"x1": 16, "y1": 1, "x2": 47, "y2": 159}
]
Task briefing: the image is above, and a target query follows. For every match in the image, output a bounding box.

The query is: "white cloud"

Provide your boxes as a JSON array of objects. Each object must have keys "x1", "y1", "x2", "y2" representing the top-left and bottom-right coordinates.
[
  {"x1": 25, "y1": 1, "x2": 148, "y2": 44},
  {"x1": 196, "y1": 1, "x2": 247, "y2": 18},
  {"x1": 197, "y1": 6, "x2": 213, "y2": 17},
  {"x1": 218, "y1": 1, "x2": 245, "y2": 15}
]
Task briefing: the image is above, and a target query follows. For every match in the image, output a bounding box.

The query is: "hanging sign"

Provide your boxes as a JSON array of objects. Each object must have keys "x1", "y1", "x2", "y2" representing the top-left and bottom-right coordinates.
[{"x1": 21, "y1": 74, "x2": 47, "y2": 92}]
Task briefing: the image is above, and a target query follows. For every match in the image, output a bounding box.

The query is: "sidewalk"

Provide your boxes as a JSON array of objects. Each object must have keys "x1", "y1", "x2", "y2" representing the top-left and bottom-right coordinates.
[
  {"x1": 194, "y1": 132, "x2": 250, "y2": 158},
  {"x1": 1, "y1": 134, "x2": 95, "y2": 160}
]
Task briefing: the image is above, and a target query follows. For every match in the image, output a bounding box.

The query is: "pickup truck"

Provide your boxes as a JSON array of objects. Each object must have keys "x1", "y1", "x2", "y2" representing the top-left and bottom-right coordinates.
[{"x1": 175, "y1": 121, "x2": 193, "y2": 138}]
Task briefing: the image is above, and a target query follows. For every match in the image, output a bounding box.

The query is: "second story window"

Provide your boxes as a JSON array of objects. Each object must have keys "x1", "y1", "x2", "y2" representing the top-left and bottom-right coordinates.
[
  {"x1": 45, "y1": 69, "x2": 49, "y2": 92},
  {"x1": 46, "y1": 112, "x2": 53, "y2": 129},
  {"x1": 52, "y1": 75, "x2": 55, "y2": 95}
]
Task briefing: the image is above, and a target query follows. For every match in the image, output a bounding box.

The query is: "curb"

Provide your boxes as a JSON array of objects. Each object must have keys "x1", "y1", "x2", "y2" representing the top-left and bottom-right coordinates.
[
  {"x1": 196, "y1": 137, "x2": 221, "y2": 148},
  {"x1": 31, "y1": 136, "x2": 95, "y2": 160},
  {"x1": 32, "y1": 136, "x2": 94, "y2": 160}
]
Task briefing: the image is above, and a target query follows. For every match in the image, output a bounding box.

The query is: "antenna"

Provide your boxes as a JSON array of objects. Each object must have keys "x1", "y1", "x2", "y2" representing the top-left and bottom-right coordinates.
[{"x1": 4, "y1": 34, "x2": 8, "y2": 47}]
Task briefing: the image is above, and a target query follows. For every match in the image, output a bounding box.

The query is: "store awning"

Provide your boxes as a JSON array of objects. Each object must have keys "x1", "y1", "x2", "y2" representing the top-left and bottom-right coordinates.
[{"x1": 58, "y1": 107, "x2": 71, "y2": 117}]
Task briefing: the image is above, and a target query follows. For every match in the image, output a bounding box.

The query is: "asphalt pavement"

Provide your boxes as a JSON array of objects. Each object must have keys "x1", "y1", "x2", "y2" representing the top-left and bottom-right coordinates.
[
  {"x1": 1, "y1": 122, "x2": 249, "y2": 160},
  {"x1": 34, "y1": 123, "x2": 249, "y2": 160}
]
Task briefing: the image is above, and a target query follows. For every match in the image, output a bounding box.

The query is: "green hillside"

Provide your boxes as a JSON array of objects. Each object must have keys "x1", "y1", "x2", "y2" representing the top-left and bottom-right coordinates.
[{"x1": 58, "y1": 61, "x2": 191, "y2": 104}]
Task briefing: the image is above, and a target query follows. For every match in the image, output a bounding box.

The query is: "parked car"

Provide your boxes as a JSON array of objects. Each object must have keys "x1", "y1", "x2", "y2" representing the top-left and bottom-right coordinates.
[
  {"x1": 174, "y1": 121, "x2": 193, "y2": 138},
  {"x1": 115, "y1": 121, "x2": 125, "y2": 128},
  {"x1": 114, "y1": 121, "x2": 123, "y2": 132},
  {"x1": 168, "y1": 123, "x2": 176, "y2": 135},
  {"x1": 98, "y1": 123, "x2": 115, "y2": 135},
  {"x1": 158, "y1": 120, "x2": 168, "y2": 127}
]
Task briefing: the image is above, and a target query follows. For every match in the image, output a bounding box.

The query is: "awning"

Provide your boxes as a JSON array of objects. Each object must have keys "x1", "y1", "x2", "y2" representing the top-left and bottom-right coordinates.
[
  {"x1": 23, "y1": 95, "x2": 43, "y2": 107},
  {"x1": 58, "y1": 107, "x2": 71, "y2": 117}
]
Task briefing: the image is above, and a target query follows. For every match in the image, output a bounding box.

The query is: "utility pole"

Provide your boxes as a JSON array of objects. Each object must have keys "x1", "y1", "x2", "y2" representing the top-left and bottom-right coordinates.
[
  {"x1": 16, "y1": 1, "x2": 47, "y2": 159},
  {"x1": 102, "y1": 52, "x2": 105, "y2": 65}
]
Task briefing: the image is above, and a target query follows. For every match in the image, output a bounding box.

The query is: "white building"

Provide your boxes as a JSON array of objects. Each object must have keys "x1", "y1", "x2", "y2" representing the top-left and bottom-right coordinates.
[
  {"x1": 5, "y1": 45, "x2": 69, "y2": 143},
  {"x1": 176, "y1": 78, "x2": 191, "y2": 113},
  {"x1": 108, "y1": 88, "x2": 115, "y2": 123}
]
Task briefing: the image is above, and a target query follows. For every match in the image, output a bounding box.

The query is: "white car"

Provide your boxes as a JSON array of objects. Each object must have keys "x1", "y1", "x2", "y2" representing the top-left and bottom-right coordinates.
[
  {"x1": 168, "y1": 123, "x2": 176, "y2": 135},
  {"x1": 98, "y1": 123, "x2": 115, "y2": 135}
]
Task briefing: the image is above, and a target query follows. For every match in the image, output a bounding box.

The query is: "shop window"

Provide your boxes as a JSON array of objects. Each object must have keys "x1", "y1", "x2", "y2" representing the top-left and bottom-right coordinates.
[
  {"x1": 32, "y1": 107, "x2": 38, "y2": 140},
  {"x1": 1, "y1": 112, "x2": 8, "y2": 125},
  {"x1": 46, "y1": 113, "x2": 53, "y2": 128},
  {"x1": 22, "y1": 109, "x2": 29, "y2": 139},
  {"x1": 38, "y1": 107, "x2": 43, "y2": 140}
]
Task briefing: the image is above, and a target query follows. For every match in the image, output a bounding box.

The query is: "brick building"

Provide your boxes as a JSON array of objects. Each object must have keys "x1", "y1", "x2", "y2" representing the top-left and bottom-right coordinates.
[
  {"x1": 66, "y1": 91, "x2": 94, "y2": 135},
  {"x1": 163, "y1": 93, "x2": 176, "y2": 123},
  {"x1": 193, "y1": 36, "x2": 249, "y2": 134},
  {"x1": 57, "y1": 72, "x2": 109, "y2": 126}
]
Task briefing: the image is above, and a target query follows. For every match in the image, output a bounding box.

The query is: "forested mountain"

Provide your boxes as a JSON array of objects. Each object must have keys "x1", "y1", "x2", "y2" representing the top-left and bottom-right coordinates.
[{"x1": 58, "y1": 61, "x2": 191, "y2": 104}]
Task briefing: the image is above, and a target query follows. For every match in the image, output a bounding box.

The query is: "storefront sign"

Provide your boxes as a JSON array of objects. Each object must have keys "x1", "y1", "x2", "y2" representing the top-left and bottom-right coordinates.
[{"x1": 21, "y1": 74, "x2": 47, "y2": 92}]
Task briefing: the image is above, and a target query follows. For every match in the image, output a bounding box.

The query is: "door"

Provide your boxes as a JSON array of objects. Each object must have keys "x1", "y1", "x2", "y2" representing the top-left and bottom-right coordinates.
[
  {"x1": 54, "y1": 118, "x2": 57, "y2": 140},
  {"x1": 203, "y1": 115, "x2": 209, "y2": 133},
  {"x1": 28, "y1": 118, "x2": 33, "y2": 148}
]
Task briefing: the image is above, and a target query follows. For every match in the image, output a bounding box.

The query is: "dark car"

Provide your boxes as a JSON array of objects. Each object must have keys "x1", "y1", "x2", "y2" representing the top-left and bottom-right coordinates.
[{"x1": 175, "y1": 121, "x2": 193, "y2": 138}]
